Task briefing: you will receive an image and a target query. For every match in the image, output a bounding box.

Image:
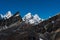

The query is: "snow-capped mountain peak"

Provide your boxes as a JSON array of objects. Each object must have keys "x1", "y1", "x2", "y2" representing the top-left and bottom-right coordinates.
[
  {"x1": 6, "y1": 11, "x2": 12, "y2": 18},
  {"x1": 22, "y1": 12, "x2": 32, "y2": 21},
  {"x1": 4, "y1": 11, "x2": 12, "y2": 19},
  {"x1": 25, "y1": 12, "x2": 32, "y2": 19},
  {"x1": 33, "y1": 14, "x2": 41, "y2": 20},
  {"x1": 33, "y1": 14, "x2": 42, "y2": 24},
  {"x1": 22, "y1": 13, "x2": 44, "y2": 25}
]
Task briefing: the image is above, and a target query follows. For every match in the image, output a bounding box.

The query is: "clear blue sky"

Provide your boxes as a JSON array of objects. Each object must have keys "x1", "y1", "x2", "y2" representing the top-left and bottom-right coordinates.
[{"x1": 0, "y1": 0, "x2": 60, "y2": 19}]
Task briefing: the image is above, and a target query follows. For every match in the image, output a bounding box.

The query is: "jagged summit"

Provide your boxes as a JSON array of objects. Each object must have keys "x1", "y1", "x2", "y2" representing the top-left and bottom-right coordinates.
[
  {"x1": 6, "y1": 11, "x2": 12, "y2": 18},
  {"x1": 0, "y1": 12, "x2": 43, "y2": 25},
  {"x1": 33, "y1": 14, "x2": 42, "y2": 22},
  {"x1": 22, "y1": 12, "x2": 43, "y2": 25},
  {"x1": 0, "y1": 11, "x2": 12, "y2": 20},
  {"x1": 0, "y1": 11, "x2": 22, "y2": 27},
  {"x1": 22, "y1": 12, "x2": 32, "y2": 21},
  {"x1": 4, "y1": 11, "x2": 12, "y2": 19}
]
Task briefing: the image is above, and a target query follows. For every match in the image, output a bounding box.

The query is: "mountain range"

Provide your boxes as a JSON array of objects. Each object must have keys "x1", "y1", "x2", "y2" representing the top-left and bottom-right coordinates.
[
  {"x1": 0, "y1": 11, "x2": 44, "y2": 25},
  {"x1": 0, "y1": 11, "x2": 60, "y2": 40}
]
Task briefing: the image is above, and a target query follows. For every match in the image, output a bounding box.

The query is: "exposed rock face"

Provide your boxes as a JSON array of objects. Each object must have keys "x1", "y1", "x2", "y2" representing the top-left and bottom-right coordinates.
[{"x1": 0, "y1": 12, "x2": 60, "y2": 40}]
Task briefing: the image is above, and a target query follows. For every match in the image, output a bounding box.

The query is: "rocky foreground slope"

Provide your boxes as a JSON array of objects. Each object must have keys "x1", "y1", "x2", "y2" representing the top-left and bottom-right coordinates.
[{"x1": 0, "y1": 12, "x2": 60, "y2": 40}]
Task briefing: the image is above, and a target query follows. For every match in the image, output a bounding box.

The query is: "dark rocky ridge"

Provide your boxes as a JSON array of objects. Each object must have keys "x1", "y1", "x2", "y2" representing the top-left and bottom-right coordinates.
[{"x1": 0, "y1": 12, "x2": 60, "y2": 40}]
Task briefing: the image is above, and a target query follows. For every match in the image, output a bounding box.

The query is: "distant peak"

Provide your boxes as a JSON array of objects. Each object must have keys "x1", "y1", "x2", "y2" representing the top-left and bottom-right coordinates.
[
  {"x1": 7, "y1": 11, "x2": 11, "y2": 14},
  {"x1": 22, "y1": 12, "x2": 44, "y2": 25},
  {"x1": 33, "y1": 14, "x2": 41, "y2": 20},
  {"x1": 23, "y1": 12, "x2": 32, "y2": 20},
  {"x1": 5, "y1": 11, "x2": 12, "y2": 19},
  {"x1": 25, "y1": 12, "x2": 31, "y2": 16}
]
